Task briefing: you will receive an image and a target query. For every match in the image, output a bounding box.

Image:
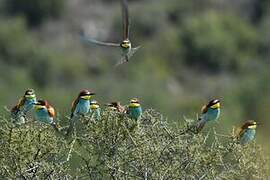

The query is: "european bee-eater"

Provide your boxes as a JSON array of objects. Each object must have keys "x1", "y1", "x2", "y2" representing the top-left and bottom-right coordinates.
[
  {"x1": 106, "y1": 101, "x2": 126, "y2": 113},
  {"x1": 11, "y1": 89, "x2": 37, "y2": 125},
  {"x1": 80, "y1": 0, "x2": 140, "y2": 66},
  {"x1": 66, "y1": 90, "x2": 95, "y2": 135},
  {"x1": 70, "y1": 90, "x2": 95, "y2": 119},
  {"x1": 196, "y1": 99, "x2": 221, "y2": 132},
  {"x1": 34, "y1": 100, "x2": 59, "y2": 130},
  {"x1": 90, "y1": 100, "x2": 101, "y2": 120},
  {"x1": 236, "y1": 120, "x2": 258, "y2": 145},
  {"x1": 126, "y1": 98, "x2": 142, "y2": 120}
]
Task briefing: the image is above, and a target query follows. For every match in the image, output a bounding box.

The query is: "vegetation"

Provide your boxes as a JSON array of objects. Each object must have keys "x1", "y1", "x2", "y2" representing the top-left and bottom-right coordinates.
[
  {"x1": 5, "y1": 0, "x2": 64, "y2": 26},
  {"x1": 0, "y1": 0, "x2": 270, "y2": 177},
  {"x1": 0, "y1": 110, "x2": 269, "y2": 179}
]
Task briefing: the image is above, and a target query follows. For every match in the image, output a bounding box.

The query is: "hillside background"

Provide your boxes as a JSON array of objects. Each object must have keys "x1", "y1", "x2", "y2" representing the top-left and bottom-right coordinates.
[{"x1": 0, "y1": 0, "x2": 270, "y2": 151}]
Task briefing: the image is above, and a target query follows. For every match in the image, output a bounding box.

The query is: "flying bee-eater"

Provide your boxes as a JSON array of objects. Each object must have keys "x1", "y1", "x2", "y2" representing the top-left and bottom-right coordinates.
[
  {"x1": 11, "y1": 89, "x2": 37, "y2": 125},
  {"x1": 126, "y1": 98, "x2": 142, "y2": 120},
  {"x1": 236, "y1": 120, "x2": 258, "y2": 145},
  {"x1": 106, "y1": 101, "x2": 126, "y2": 113},
  {"x1": 80, "y1": 0, "x2": 140, "y2": 66},
  {"x1": 196, "y1": 99, "x2": 221, "y2": 132},
  {"x1": 90, "y1": 100, "x2": 101, "y2": 120},
  {"x1": 33, "y1": 100, "x2": 60, "y2": 131}
]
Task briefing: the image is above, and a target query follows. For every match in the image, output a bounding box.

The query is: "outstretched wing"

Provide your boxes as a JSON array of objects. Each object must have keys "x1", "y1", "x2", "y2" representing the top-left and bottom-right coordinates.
[
  {"x1": 121, "y1": 0, "x2": 129, "y2": 40},
  {"x1": 115, "y1": 46, "x2": 140, "y2": 66},
  {"x1": 80, "y1": 32, "x2": 120, "y2": 47}
]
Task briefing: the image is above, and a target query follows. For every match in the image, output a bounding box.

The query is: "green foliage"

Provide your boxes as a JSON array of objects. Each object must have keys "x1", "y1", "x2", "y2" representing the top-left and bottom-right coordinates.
[
  {"x1": 5, "y1": 0, "x2": 64, "y2": 26},
  {"x1": 0, "y1": 117, "x2": 70, "y2": 179},
  {"x1": 180, "y1": 12, "x2": 258, "y2": 72},
  {"x1": 0, "y1": 1, "x2": 270, "y2": 176},
  {"x1": 0, "y1": 17, "x2": 89, "y2": 90},
  {"x1": 0, "y1": 110, "x2": 269, "y2": 178}
]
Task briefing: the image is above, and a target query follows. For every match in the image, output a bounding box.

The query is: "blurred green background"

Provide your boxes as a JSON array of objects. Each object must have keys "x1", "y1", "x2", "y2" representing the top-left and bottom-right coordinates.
[{"x1": 1, "y1": 0, "x2": 270, "y2": 150}]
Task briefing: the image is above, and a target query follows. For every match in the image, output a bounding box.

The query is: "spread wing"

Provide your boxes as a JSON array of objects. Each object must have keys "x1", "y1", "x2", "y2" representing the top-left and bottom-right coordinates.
[
  {"x1": 121, "y1": 0, "x2": 130, "y2": 40},
  {"x1": 11, "y1": 97, "x2": 26, "y2": 113},
  {"x1": 80, "y1": 32, "x2": 120, "y2": 47},
  {"x1": 47, "y1": 105, "x2": 56, "y2": 118}
]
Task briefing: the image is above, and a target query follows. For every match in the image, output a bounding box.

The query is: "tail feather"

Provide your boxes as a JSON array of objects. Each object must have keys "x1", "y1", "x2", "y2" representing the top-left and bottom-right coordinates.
[{"x1": 196, "y1": 118, "x2": 207, "y2": 133}]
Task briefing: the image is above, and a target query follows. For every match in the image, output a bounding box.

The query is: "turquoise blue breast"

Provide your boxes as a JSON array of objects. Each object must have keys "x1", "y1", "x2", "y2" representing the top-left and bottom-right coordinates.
[
  {"x1": 202, "y1": 108, "x2": 220, "y2": 122},
  {"x1": 128, "y1": 107, "x2": 142, "y2": 120},
  {"x1": 35, "y1": 108, "x2": 53, "y2": 124},
  {"x1": 23, "y1": 98, "x2": 37, "y2": 113},
  {"x1": 240, "y1": 129, "x2": 256, "y2": 145},
  {"x1": 75, "y1": 99, "x2": 90, "y2": 116}
]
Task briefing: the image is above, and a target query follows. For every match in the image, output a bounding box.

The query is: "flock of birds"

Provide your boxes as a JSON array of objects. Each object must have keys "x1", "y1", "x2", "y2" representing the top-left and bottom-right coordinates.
[
  {"x1": 10, "y1": 89, "x2": 257, "y2": 145},
  {"x1": 8, "y1": 0, "x2": 258, "y2": 145},
  {"x1": 10, "y1": 89, "x2": 142, "y2": 136}
]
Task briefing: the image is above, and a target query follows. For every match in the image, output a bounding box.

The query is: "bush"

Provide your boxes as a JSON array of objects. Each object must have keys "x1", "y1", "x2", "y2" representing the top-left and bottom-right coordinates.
[
  {"x1": 0, "y1": 109, "x2": 269, "y2": 179},
  {"x1": 0, "y1": 117, "x2": 70, "y2": 178},
  {"x1": 180, "y1": 12, "x2": 258, "y2": 73}
]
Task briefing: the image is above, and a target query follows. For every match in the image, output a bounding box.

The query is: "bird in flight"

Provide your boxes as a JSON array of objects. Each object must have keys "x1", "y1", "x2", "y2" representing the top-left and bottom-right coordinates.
[{"x1": 80, "y1": 0, "x2": 140, "y2": 66}]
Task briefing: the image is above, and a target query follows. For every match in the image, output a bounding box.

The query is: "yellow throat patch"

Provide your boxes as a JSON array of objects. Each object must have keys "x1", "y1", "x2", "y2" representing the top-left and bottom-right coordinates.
[
  {"x1": 129, "y1": 103, "x2": 140, "y2": 108},
  {"x1": 25, "y1": 94, "x2": 36, "y2": 99},
  {"x1": 121, "y1": 42, "x2": 130, "y2": 48},
  {"x1": 81, "y1": 95, "x2": 91, "y2": 100},
  {"x1": 210, "y1": 102, "x2": 220, "y2": 109},
  {"x1": 90, "y1": 104, "x2": 99, "y2": 109},
  {"x1": 248, "y1": 124, "x2": 257, "y2": 129}
]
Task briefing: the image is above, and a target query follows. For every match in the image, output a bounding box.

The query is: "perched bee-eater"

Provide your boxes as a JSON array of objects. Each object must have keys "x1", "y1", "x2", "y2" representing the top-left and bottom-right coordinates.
[
  {"x1": 34, "y1": 100, "x2": 59, "y2": 130},
  {"x1": 70, "y1": 90, "x2": 95, "y2": 119},
  {"x1": 11, "y1": 89, "x2": 37, "y2": 125},
  {"x1": 80, "y1": 0, "x2": 140, "y2": 66},
  {"x1": 196, "y1": 99, "x2": 221, "y2": 132},
  {"x1": 90, "y1": 100, "x2": 101, "y2": 120},
  {"x1": 66, "y1": 90, "x2": 95, "y2": 135},
  {"x1": 236, "y1": 120, "x2": 258, "y2": 145},
  {"x1": 126, "y1": 98, "x2": 142, "y2": 120},
  {"x1": 106, "y1": 101, "x2": 126, "y2": 113}
]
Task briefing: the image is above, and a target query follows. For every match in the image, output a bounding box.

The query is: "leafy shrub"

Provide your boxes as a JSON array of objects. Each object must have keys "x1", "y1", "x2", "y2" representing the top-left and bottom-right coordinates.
[
  {"x1": 180, "y1": 12, "x2": 258, "y2": 73},
  {"x1": 0, "y1": 109, "x2": 269, "y2": 179},
  {"x1": 0, "y1": 117, "x2": 70, "y2": 179}
]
